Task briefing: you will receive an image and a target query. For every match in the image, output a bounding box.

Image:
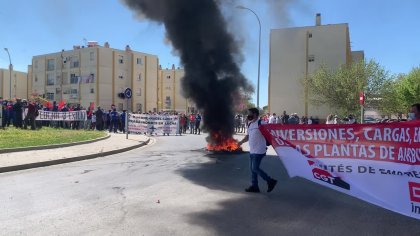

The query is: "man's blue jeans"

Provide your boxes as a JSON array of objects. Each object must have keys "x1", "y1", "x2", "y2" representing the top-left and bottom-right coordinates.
[{"x1": 250, "y1": 153, "x2": 272, "y2": 187}]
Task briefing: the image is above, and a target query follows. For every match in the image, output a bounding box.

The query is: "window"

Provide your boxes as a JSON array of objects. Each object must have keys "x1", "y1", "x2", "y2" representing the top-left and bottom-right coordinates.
[
  {"x1": 308, "y1": 55, "x2": 315, "y2": 62},
  {"x1": 165, "y1": 86, "x2": 171, "y2": 90},
  {"x1": 70, "y1": 56, "x2": 79, "y2": 68},
  {"x1": 136, "y1": 103, "x2": 142, "y2": 113},
  {"x1": 166, "y1": 75, "x2": 171, "y2": 79},
  {"x1": 70, "y1": 89, "x2": 78, "y2": 99},
  {"x1": 34, "y1": 60, "x2": 38, "y2": 69},
  {"x1": 90, "y1": 88, "x2": 95, "y2": 94},
  {"x1": 137, "y1": 73, "x2": 142, "y2": 81},
  {"x1": 308, "y1": 32, "x2": 313, "y2": 38},
  {"x1": 165, "y1": 96, "x2": 171, "y2": 108},
  {"x1": 118, "y1": 75, "x2": 124, "y2": 80},
  {"x1": 136, "y1": 88, "x2": 141, "y2": 96},
  {"x1": 47, "y1": 73, "x2": 55, "y2": 85},
  {"x1": 34, "y1": 76, "x2": 38, "y2": 82},
  {"x1": 47, "y1": 59, "x2": 55, "y2": 71},
  {"x1": 90, "y1": 52, "x2": 95, "y2": 61},
  {"x1": 87, "y1": 73, "x2": 95, "y2": 83},
  {"x1": 70, "y1": 74, "x2": 79, "y2": 84},
  {"x1": 136, "y1": 58, "x2": 142, "y2": 65},
  {"x1": 46, "y1": 93, "x2": 55, "y2": 100},
  {"x1": 118, "y1": 55, "x2": 124, "y2": 64}
]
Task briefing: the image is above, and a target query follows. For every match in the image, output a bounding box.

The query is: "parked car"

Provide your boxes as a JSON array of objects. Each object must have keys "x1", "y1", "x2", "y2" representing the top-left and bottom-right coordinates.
[{"x1": 364, "y1": 117, "x2": 377, "y2": 123}]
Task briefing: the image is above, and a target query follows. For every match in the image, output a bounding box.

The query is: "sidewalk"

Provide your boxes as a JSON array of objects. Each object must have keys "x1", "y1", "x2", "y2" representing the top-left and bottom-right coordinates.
[{"x1": 0, "y1": 133, "x2": 150, "y2": 173}]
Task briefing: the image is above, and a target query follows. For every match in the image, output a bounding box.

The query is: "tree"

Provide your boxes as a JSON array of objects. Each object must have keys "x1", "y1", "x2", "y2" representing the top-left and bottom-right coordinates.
[
  {"x1": 305, "y1": 60, "x2": 390, "y2": 117},
  {"x1": 377, "y1": 77, "x2": 404, "y2": 117},
  {"x1": 396, "y1": 66, "x2": 420, "y2": 111}
]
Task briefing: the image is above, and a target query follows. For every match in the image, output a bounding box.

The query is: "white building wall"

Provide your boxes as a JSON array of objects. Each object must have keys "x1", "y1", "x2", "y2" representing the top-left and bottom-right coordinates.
[{"x1": 269, "y1": 23, "x2": 351, "y2": 119}]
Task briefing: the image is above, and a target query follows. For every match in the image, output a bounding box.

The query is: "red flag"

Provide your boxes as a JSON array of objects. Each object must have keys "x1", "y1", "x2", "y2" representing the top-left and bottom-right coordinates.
[
  {"x1": 58, "y1": 100, "x2": 65, "y2": 110},
  {"x1": 88, "y1": 102, "x2": 95, "y2": 116},
  {"x1": 44, "y1": 101, "x2": 53, "y2": 110}
]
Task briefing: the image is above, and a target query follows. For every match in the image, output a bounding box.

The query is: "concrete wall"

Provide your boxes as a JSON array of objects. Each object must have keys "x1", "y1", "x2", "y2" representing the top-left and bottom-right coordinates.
[
  {"x1": 269, "y1": 23, "x2": 351, "y2": 119},
  {"x1": 158, "y1": 67, "x2": 195, "y2": 113},
  {"x1": 29, "y1": 46, "x2": 195, "y2": 113},
  {"x1": 131, "y1": 52, "x2": 147, "y2": 113},
  {"x1": 0, "y1": 68, "x2": 28, "y2": 100},
  {"x1": 145, "y1": 55, "x2": 158, "y2": 112}
]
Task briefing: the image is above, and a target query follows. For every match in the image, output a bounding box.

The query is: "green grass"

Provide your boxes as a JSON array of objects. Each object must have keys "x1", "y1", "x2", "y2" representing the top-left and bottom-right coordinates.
[{"x1": 0, "y1": 127, "x2": 107, "y2": 149}]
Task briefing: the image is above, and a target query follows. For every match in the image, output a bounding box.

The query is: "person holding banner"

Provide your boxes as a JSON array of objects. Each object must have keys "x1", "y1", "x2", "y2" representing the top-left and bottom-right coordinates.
[
  {"x1": 13, "y1": 99, "x2": 23, "y2": 128},
  {"x1": 238, "y1": 108, "x2": 277, "y2": 193},
  {"x1": 23, "y1": 101, "x2": 38, "y2": 130},
  {"x1": 409, "y1": 103, "x2": 420, "y2": 120}
]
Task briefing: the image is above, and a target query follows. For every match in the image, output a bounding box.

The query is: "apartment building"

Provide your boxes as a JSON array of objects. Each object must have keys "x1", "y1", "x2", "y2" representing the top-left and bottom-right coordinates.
[
  {"x1": 269, "y1": 14, "x2": 364, "y2": 119},
  {"x1": 158, "y1": 65, "x2": 195, "y2": 113},
  {"x1": 30, "y1": 42, "x2": 195, "y2": 113},
  {"x1": 31, "y1": 42, "x2": 158, "y2": 112},
  {"x1": 0, "y1": 68, "x2": 28, "y2": 100}
]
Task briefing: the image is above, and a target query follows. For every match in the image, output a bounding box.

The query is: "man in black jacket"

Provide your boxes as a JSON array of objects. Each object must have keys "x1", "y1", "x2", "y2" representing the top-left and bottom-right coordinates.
[{"x1": 95, "y1": 107, "x2": 104, "y2": 130}]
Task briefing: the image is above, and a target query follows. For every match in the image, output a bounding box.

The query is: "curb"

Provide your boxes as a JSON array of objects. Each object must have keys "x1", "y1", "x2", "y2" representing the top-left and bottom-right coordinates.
[
  {"x1": 0, "y1": 138, "x2": 150, "y2": 174},
  {"x1": 0, "y1": 133, "x2": 110, "y2": 154}
]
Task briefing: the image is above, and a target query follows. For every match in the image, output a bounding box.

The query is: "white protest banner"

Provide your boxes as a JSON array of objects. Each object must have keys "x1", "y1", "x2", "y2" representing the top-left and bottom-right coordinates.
[
  {"x1": 36, "y1": 110, "x2": 87, "y2": 121},
  {"x1": 128, "y1": 113, "x2": 179, "y2": 135},
  {"x1": 259, "y1": 120, "x2": 420, "y2": 219}
]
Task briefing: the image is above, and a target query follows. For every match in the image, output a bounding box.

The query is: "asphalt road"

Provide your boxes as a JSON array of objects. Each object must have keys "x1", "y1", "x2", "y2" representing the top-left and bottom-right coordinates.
[{"x1": 1, "y1": 133, "x2": 419, "y2": 236}]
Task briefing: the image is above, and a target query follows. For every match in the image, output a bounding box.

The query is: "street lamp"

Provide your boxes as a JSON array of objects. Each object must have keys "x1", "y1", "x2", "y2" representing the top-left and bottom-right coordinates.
[
  {"x1": 4, "y1": 48, "x2": 12, "y2": 99},
  {"x1": 236, "y1": 5, "x2": 261, "y2": 109}
]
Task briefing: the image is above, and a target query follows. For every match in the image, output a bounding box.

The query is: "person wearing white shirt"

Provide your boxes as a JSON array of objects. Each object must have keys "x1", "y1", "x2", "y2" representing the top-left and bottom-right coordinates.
[
  {"x1": 307, "y1": 117, "x2": 313, "y2": 125},
  {"x1": 238, "y1": 108, "x2": 277, "y2": 193},
  {"x1": 268, "y1": 113, "x2": 278, "y2": 124}
]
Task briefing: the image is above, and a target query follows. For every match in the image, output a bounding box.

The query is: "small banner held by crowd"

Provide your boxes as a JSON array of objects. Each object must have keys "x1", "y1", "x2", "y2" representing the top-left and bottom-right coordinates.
[
  {"x1": 128, "y1": 113, "x2": 179, "y2": 135},
  {"x1": 259, "y1": 120, "x2": 420, "y2": 219},
  {"x1": 36, "y1": 110, "x2": 87, "y2": 121}
]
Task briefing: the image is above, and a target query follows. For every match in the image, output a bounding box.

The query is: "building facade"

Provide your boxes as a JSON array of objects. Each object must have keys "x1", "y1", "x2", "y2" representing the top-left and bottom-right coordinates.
[
  {"x1": 30, "y1": 42, "x2": 194, "y2": 113},
  {"x1": 0, "y1": 68, "x2": 28, "y2": 100},
  {"x1": 158, "y1": 65, "x2": 195, "y2": 113},
  {"x1": 269, "y1": 14, "x2": 364, "y2": 119}
]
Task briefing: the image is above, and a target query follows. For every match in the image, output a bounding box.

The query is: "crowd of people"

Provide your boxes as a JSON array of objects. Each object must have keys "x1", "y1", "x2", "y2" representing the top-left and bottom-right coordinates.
[
  {"x1": 2, "y1": 98, "x2": 43, "y2": 130},
  {"x1": 3, "y1": 96, "x2": 419, "y2": 134},
  {"x1": 0, "y1": 98, "x2": 206, "y2": 136},
  {"x1": 234, "y1": 104, "x2": 420, "y2": 132},
  {"x1": 234, "y1": 111, "x2": 322, "y2": 131},
  {"x1": 0, "y1": 98, "x2": 130, "y2": 133}
]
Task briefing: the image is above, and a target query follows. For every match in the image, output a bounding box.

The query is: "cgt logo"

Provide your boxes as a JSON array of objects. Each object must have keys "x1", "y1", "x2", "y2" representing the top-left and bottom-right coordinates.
[
  {"x1": 312, "y1": 168, "x2": 350, "y2": 190},
  {"x1": 409, "y1": 182, "x2": 420, "y2": 203}
]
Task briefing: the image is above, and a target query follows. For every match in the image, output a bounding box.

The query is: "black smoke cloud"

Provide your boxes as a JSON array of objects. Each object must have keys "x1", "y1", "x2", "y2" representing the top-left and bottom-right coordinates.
[{"x1": 122, "y1": 0, "x2": 253, "y2": 141}]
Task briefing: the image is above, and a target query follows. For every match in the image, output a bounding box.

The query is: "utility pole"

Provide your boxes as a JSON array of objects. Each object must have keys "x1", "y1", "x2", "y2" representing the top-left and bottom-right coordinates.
[{"x1": 4, "y1": 48, "x2": 12, "y2": 99}]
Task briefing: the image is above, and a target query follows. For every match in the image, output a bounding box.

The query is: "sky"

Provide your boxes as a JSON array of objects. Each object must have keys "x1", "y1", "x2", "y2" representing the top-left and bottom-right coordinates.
[{"x1": 0, "y1": 0, "x2": 419, "y2": 107}]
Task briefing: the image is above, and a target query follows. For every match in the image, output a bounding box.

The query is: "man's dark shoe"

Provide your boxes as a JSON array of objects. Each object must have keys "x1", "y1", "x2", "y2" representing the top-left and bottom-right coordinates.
[
  {"x1": 267, "y1": 179, "x2": 278, "y2": 192},
  {"x1": 245, "y1": 186, "x2": 260, "y2": 193}
]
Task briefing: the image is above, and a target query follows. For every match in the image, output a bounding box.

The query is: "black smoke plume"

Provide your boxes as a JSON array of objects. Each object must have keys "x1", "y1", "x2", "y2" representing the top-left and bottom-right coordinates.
[{"x1": 123, "y1": 0, "x2": 253, "y2": 142}]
